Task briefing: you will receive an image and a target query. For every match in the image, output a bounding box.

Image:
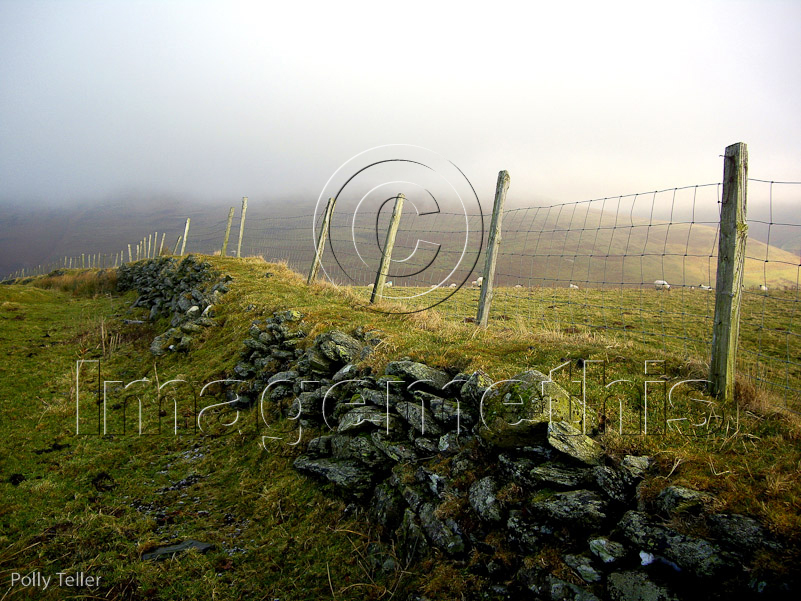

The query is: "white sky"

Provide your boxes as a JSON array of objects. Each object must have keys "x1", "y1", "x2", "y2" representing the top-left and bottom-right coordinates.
[{"x1": 1, "y1": 0, "x2": 800, "y2": 210}]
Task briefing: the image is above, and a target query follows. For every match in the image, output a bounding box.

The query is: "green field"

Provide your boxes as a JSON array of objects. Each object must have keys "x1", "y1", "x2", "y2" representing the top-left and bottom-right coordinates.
[{"x1": 352, "y1": 283, "x2": 800, "y2": 412}]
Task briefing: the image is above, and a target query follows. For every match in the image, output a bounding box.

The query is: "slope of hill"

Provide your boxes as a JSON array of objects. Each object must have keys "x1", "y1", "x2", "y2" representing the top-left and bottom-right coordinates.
[{"x1": 1, "y1": 257, "x2": 799, "y2": 599}]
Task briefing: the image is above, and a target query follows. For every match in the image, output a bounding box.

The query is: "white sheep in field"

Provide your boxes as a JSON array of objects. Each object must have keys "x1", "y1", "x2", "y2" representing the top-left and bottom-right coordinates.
[
  {"x1": 449, "y1": 283, "x2": 457, "y2": 288},
  {"x1": 759, "y1": 284, "x2": 769, "y2": 291},
  {"x1": 569, "y1": 283, "x2": 579, "y2": 290},
  {"x1": 700, "y1": 284, "x2": 712, "y2": 291},
  {"x1": 654, "y1": 280, "x2": 671, "y2": 291},
  {"x1": 367, "y1": 283, "x2": 374, "y2": 289},
  {"x1": 514, "y1": 284, "x2": 523, "y2": 289},
  {"x1": 386, "y1": 281, "x2": 393, "y2": 287}
]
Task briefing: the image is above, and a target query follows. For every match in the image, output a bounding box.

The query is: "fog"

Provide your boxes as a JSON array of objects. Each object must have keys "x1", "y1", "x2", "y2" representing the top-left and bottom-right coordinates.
[{"x1": 1, "y1": 0, "x2": 799, "y2": 215}]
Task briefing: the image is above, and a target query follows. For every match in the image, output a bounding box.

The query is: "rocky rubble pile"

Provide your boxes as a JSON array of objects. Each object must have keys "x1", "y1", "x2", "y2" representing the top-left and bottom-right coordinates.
[
  {"x1": 117, "y1": 256, "x2": 231, "y2": 355},
  {"x1": 225, "y1": 310, "x2": 790, "y2": 600}
]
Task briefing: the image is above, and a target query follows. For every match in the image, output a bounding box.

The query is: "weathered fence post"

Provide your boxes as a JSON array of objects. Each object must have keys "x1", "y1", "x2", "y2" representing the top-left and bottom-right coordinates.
[
  {"x1": 158, "y1": 233, "x2": 166, "y2": 256},
  {"x1": 710, "y1": 142, "x2": 748, "y2": 402},
  {"x1": 370, "y1": 193, "x2": 405, "y2": 304},
  {"x1": 477, "y1": 170, "x2": 511, "y2": 327},
  {"x1": 236, "y1": 196, "x2": 248, "y2": 258},
  {"x1": 147, "y1": 235, "x2": 152, "y2": 259},
  {"x1": 307, "y1": 197, "x2": 337, "y2": 284},
  {"x1": 127, "y1": 244, "x2": 132, "y2": 263},
  {"x1": 180, "y1": 218, "x2": 191, "y2": 256},
  {"x1": 221, "y1": 207, "x2": 235, "y2": 256},
  {"x1": 173, "y1": 236, "x2": 182, "y2": 255}
]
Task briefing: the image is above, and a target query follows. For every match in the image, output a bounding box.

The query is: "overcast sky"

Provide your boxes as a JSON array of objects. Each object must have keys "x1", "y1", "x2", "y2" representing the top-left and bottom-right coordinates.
[{"x1": 1, "y1": 0, "x2": 800, "y2": 211}]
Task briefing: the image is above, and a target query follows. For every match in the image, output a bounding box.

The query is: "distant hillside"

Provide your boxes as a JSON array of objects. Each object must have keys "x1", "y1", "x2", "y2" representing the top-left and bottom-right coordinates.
[{"x1": 1, "y1": 197, "x2": 798, "y2": 289}]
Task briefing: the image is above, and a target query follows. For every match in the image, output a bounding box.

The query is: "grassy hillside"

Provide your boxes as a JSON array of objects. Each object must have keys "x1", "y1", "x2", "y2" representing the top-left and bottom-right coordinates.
[{"x1": 0, "y1": 257, "x2": 799, "y2": 599}]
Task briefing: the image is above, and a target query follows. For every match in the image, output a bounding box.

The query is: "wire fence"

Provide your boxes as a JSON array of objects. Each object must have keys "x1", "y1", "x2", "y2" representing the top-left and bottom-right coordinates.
[{"x1": 5, "y1": 173, "x2": 799, "y2": 411}]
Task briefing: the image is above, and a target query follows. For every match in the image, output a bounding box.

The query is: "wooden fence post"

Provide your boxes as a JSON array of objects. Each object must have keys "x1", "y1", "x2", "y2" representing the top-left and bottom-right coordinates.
[
  {"x1": 221, "y1": 207, "x2": 235, "y2": 256},
  {"x1": 370, "y1": 193, "x2": 405, "y2": 304},
  {"x1": 236, "y1": 196, "x2": 248, "y2": 258},
  {"x1": 180, "y1": 218, "x2": 191, "y2": 256},
  {"x1": 127, "y1": 244, "x2": 132, "y2": 263},
  {"x1": 173, "y1": 236, "x2": 182, "y2": 255},
  {"x1": 158, "y1": 233, "x2": 165, "y2": 256},
  {"x1": 307, "y1": 197, "x2": 337, "y2": 284},
  {"x1": 710, "y1": 142, "x2": 748, "y2": 402},
  {"x1": 477, "y1": 170, "x2": 511, "y2": 327}
]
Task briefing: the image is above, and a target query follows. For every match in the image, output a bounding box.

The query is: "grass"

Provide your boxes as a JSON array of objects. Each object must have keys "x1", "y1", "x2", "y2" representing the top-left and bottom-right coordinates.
[{"x1": 0, "y1": 256, "x2": 799, "y2": 599}]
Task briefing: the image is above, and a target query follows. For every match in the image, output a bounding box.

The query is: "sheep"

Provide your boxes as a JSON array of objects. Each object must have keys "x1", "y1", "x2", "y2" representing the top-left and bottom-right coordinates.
[
  {"x1": 759, "y1": 284, "x2": 769, "y2": 292},
  {"x1": 700, "y1": 284, "x2": 712, "y2": 291},
  {"x1": 654, "y1": 280, "x2": 671, "y2": 291},
  {"x1": 476, "y1": 276, "x2": 483, "y2": 287},
  {"x1": 449, "y1": 283, "x2": 457, "y2": 288},
  {"x1": 514, "y1": 284, "x2": 523, "y2": 289},
  {"x1": 367, "y1": 283, "x2": 374, "y2": 289},
  {"x1": 569, "y1": 283, "x2": 579, "y2": 290},
  {"x1": 386, "y1": 281, "x2": 393, "y2": 287}
]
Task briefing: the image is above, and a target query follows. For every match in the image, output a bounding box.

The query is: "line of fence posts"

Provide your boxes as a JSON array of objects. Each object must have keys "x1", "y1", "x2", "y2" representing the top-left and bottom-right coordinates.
[{"x1": 8, "y1": 148, "x2": 751, "y2": 406}]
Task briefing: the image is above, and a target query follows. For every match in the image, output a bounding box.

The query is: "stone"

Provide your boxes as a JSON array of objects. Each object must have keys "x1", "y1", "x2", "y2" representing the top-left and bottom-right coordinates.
[
  {"x1": 397, "y1": 508, "x2": 429, "y2": 563},
  {"x1": 421, "y1": 393, "x2": 475, "y2": 430},
  {"x1": 459, "y1": 370, "x2": 493, "y2": 406},
  {"x1": 469, "y1": 476, "x2": 503, "y2": 523},
  {"x1": 142, "y1": 539, "x2": 214, "y2": 561},
  {"x1": 507, "y1": 510, "x2": 554, "y2": 553},
  {"x1": 332, "y1": 363, "x2": 359, "y2": 383},
  {"x1": 307, "y1": 349, "x2": 333, "y2": 374},
  {"x1": 370, "y1": 431, "x2": 418, "y2": 463},
  {"x1": 315, "y1": 330, "x2": 363, "y2": 364},
  {"x1": 385, "y1": 361, "x2": 450, "y2": 391},
  {"x1": 306, "y1": 435, "x2": 333, "y2": 457},
  {"x1": 607, "y1": 571, "x2": 679, "y2": 601},
  {"x1": 552, "y1": 576, "x2": 601, "y2": 601},
  {"x1": 621, "y1": 455, "x2": 653, "y2": 479},
  {"x1": 529, "y1": 489, "x2": 608, "y2": 531},
  {"x1": 707, "y1": 513, "x2": 775, "y2": 554},
  {"x1": 337, "y1": 406, "x2": 397, "y2": 434},
  {"x1": 478, "y1": 371, "x2": 573, "y2": 448},
  {"x1": 593, "y1": 465, "x2": 637, "y2": 503},
  {"x1": 414, "y1": 437, "x2": 438, "y2": 454},
  {"x1": 437, "y1": 432, "x2": 462, "y2": 455},
  {"x1": 564, "y1": 554, "x2": 602, "y2": 584},
  {"x1": 589, "y1": 537, "x2": 627, "y2": 564},
  {"x1": 528, "y1": 461, "x2": 592, "y2": 489},
  {"x1": 395, "y1": 401, "x2": 443, "y2": 437},
  {"x1": 330, "y1": 433, "x2": 391, "y2": 469},
  {"x1": 547, "y1": 421, "x2": 605, "y2": 465},
  {"x1": 368, "y1": 483, "x2": 404, "y2": 532},
  {"x1": 418, "y1": 502, "x2": 465, "y2": 556},
  {"x1": 618, "y1": 511, "x2": 732, "y2": 578},
  {"x1": 656, "y1": 485, "x2": 715, "y2": 516},
  {"x1": 292, "y1": 456, "x2": 374, "y2": 498}
]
